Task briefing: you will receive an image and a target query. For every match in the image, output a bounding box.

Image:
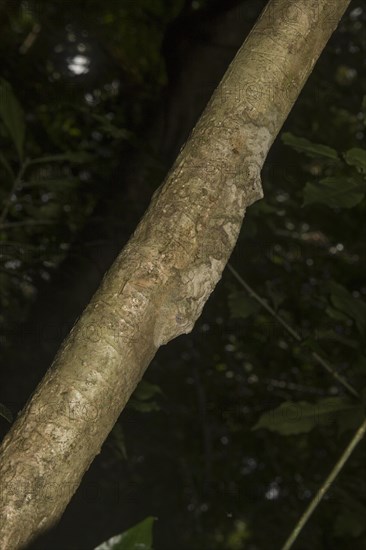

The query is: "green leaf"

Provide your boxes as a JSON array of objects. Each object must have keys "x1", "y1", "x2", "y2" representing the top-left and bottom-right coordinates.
[
  {"x1": 133, "y1": 380, "x2": 162, "y2": 401},
  {"x1": 0, "y1": 79, "x2": 25, "y2": 160},
  {"x1": 110, "y1": 423, "x2": 127, "y2": 460},
  {"x1": 325, "y1": 306, "x2": 352, "y2": 324},
  {"x1": 129, "y1": 381, "x2": 162, "y2": 413},
  {"x1": 228, "y1": 291, "x2": 261, "y2": 319},
  {"x1": 253, "y1": 397, "x2": 361, "y2": 435},
  {"x1": 281, "y1": 132, "x2": 339, "y2": 160},
  {"x1": 0, "y1": 403, "x2": 13, "y2": 423},
  {"x1": 129, "y1": 400, "x2": 161, "y2": 413},
  {"x1": 38, "y1": 202, "x2": 61, "y2": 219},
  {"x1": 344, "y1": 147, "x2": 366, "y2": 174},
  {"x1": 314, "y1": 329, "x2": 358, "y2": 349},
  {"x1": 328, "y1": 282, "x2": 366, "y2": 336},
  {"x1": 94, "y1": 517, "x2": 155, "y2": 550},
  {"x1": 303, "y1": 176, "x2": 365, "y2": 208},
  {"x1": 92, "y1": 114, "x2": 132, "y2": 140}
]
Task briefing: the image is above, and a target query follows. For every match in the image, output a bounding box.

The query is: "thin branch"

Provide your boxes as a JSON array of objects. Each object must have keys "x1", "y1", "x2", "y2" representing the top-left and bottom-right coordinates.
[
  {"x1": 227, "y1": 263, "x2": 359, "y2": 399},
  {"x1": 281, "y1": 418, "x2": 366, "y2": 550},
  {"x1": 19, "y1": 23, "x2": 41, "y2": 55}
]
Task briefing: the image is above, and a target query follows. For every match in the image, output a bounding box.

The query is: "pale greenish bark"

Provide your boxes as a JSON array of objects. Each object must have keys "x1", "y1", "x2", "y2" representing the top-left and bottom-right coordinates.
[{"x1": 0, "y1": 1, "x2": 351, "y2": 548}]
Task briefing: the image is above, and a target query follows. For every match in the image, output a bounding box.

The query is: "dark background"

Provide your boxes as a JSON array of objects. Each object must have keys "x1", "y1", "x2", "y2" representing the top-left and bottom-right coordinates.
[{"x1": 0, "y1": 1, "x2": 365, "y2": 548}]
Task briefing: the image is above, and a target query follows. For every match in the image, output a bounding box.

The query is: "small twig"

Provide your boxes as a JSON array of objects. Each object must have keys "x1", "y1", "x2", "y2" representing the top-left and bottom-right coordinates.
[
  {"x1": 19, "y1": 23, "x2": 41, "y2": 55},
  {"x1": 281, "y1": 418, "x2": 366, "y2": 550},
  {"x1": 227, "y1": 263, "x2": 359, "y2": 399}
]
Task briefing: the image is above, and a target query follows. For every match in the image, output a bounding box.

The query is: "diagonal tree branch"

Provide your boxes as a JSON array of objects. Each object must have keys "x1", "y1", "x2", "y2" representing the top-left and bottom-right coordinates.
[
  {"x1": 227, "y1": 263, "x2": 360, "y2": 398},
  {"x1": 0, "y1": 1, "x2": 351, "y2": 548},
  {"x1": 281, "y1": 418, "x2": 366, "y2": 550}
]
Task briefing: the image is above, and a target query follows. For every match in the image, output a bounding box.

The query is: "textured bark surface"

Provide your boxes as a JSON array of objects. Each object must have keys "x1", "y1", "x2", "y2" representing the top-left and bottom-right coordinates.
[{"x1": 0, "y1": 0, "x2": 351, "y2": 548}]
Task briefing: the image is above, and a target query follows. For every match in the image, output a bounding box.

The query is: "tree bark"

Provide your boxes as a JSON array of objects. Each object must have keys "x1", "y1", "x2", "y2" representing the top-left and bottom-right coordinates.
[
  {"x1": 0, "y1": 0, "x2": 263, "y2": 414},
  {"x1": 0, "y1": 1, "x2": 351, "y2": 548}
]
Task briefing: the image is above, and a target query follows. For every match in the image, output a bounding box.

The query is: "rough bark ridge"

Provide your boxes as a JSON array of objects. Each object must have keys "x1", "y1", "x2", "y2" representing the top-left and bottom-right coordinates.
[{"x1": 0, "y1": 1, "x2": 351, "y2": 548}]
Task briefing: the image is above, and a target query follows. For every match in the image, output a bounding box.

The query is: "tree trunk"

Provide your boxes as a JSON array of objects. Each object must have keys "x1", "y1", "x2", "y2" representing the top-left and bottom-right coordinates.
[{"x1": 0, "y1": 1, "x2": 351, "y2": 548}]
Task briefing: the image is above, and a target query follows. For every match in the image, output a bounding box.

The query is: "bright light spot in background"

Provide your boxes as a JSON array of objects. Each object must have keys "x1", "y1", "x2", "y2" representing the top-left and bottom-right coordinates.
[
  {"x1": 85, "y1": 88, "x2": 103, "y2": 106},
  {"x1": 85, "y1": 93, "x2": 94, "y2": 105},
  {"x1": 350, "y1": 7, "x2": 363, "y2": 19},
  {"x1": 241, "y1": 457, "x2": 257, "y2": 475},
  {"x1": 68, "y1": 55, "x2": 90, "y2": 75},
  {"x1": 265, "y1": 481, "x2": 280, "y2": 500}
]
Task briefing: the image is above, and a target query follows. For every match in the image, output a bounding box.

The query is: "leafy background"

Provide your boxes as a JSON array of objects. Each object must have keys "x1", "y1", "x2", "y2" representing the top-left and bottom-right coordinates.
[{"x1": 0, "y1": 0, "x2": 365, "y2": 549}]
